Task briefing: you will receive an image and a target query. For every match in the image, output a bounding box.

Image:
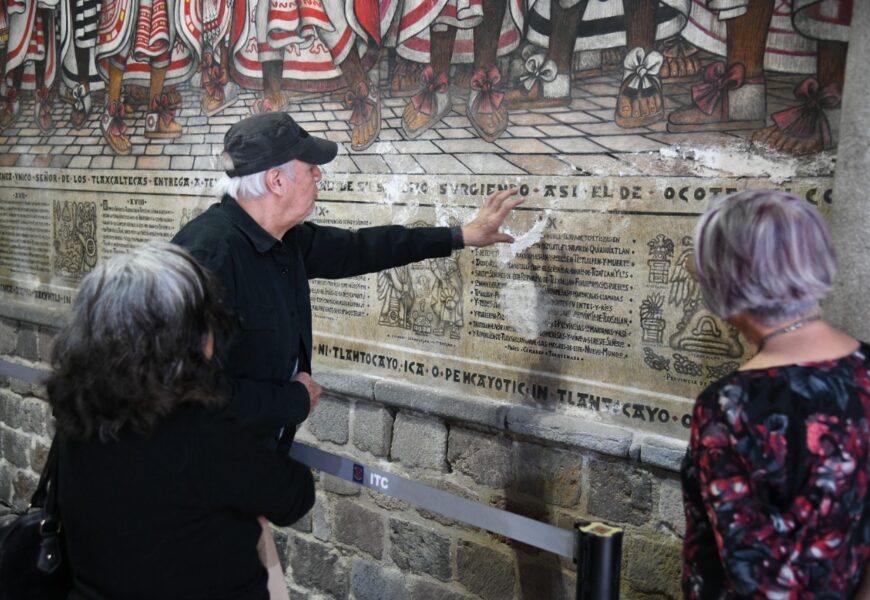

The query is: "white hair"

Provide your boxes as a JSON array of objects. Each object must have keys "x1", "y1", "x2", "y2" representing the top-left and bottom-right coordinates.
[{"x1": 215, "y1": 159, "x2": 297, "y2": 201}]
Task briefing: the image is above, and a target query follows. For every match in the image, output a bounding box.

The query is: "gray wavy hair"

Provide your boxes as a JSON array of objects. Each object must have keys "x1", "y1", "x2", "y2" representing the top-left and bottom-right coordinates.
[
  {"x1": 46, "y1": 241, "x2": 229, "y2": 440},
  {"x1": 692, "y1": 189, "x2": 835, "y2": 325}
]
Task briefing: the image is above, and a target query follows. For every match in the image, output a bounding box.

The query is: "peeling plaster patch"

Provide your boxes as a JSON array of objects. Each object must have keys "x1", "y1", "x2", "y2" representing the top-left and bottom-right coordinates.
[
  {"x1": 392, "y1": 200, "x2": 420, "y2": 225},
  {"x1": 434, "y1": 202, "x2": 476, "y2": 228},
  {"x1": 656, "y1": 142, "x2": 836, "y2": 182},
  {"x1": 499, "y1": 280, "x2": 555, "y2": 339},
  {"x1": 682, "y1": 146, "x2": 795, "y2": 183},
  {"x1": 498, "y1": 212, "x2": 549, "y2": 264},
  {"x1": 382, "y1": 176, "x2": 407, "y2": 206},
  {"x1": 378, "y1": 175, "x2": 423, "y2": 225}
]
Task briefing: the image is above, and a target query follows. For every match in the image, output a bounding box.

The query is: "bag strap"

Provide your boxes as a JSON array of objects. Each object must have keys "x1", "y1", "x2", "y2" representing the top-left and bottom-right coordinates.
[
  {"x1": 31, "y1": 436, "x2": 65, "y2": 575},
  {"x1": 30, "y1": 436, "x2": 59, "y2": 509}
]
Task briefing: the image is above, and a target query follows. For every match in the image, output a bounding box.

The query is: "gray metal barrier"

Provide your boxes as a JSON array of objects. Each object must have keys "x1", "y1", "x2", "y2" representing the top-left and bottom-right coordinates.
[{"x1": 291, "y1": 438, "x2": 624, "y2": 598}]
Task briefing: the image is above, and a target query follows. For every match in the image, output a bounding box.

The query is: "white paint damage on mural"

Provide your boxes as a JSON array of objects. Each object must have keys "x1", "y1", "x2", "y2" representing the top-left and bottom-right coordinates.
[
  {"x1": 498, "y1": 280, "x2": 556, "y2": 340},
  {"x1": 657, "y1": 143, "x2": 837, "y2": 183},
  {"x1": 433, "y1": 201, "x2": 475, "y2": 230},
  {"x1": 498, "y1": 211, "x2": 550, "y2": 264}
]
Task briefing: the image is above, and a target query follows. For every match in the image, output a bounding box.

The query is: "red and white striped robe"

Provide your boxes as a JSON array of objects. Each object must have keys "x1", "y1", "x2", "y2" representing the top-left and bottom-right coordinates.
[
  {"x1": 96, "y1": 0, "x2": 200, "y2": 86},
  {"x1": 229, "y1": 0, "x2": 351, "y2": 90},
  {"x1": 228, "y1": 0, "x2": 403, "y2": 92},
  {"x1": 200, "y1": 0, "x2": 232, "y2": 50},
  {"x1": 4, "y1": 0, "x2": 59, "y2": 90},
  {"x1": 681, "y1": 0, "x2": 818, "y2": 74},
  {"x1": 395, "y1": 0, "x2": 522, "y2": 65}
]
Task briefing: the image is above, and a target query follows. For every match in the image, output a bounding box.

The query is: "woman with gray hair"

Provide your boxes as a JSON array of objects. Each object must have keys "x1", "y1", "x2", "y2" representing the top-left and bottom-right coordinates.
[
  {"x1": 47, "y1": 241, "x2": 314, "y2": 600},
  {"x1": 680, "y1": 190, "x2": 870, "y2": 598}
]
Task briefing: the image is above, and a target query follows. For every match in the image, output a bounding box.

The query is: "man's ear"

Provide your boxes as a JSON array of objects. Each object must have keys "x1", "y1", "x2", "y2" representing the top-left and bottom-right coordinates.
[{"x1": 264, "y1": 167, "x2": 283, "y2": 194}]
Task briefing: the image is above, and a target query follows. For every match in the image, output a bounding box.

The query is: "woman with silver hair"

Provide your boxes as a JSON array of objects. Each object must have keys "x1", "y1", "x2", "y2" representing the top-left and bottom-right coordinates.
[
  {"x1": 47, "y1": 241, "x2": 314, "y2": 600},
  {"x1": 680, "y1": 190, "x2": 870, "y2": 598}
]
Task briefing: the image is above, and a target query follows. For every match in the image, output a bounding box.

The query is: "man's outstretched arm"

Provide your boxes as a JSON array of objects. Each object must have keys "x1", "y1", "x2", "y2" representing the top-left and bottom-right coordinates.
[{"x1": 298, "y1": 187, "x2": 524, "y2": 279}]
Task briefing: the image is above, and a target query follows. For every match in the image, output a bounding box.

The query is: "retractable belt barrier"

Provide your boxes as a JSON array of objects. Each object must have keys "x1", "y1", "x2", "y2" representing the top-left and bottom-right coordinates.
[
  {"x1": 0, "y1": 358, "x2": 623, "y2": 598},
  {"x1": 0, "y1": 358, "x2": 48, "y2": 384},
  {"x1": 289, "y1": 442, "x2": 623, "y2": 599}
]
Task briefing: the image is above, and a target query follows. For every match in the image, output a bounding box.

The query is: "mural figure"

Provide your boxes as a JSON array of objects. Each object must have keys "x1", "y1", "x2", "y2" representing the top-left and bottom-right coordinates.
[
  {"x1": 375, "y1": 230, "x2": 463, "y2": 341},
  {"x1": 96, "y1": 0, "x2": 200, "y2": 154},
  {"x1": 752, "y1": 0, "x2": 851, "y2": 155},
  {"x1": 399, "y1": 0, "x2": 521, "y2": 141},
  {"x1": 669, "y1": 0, "x2": 850, "y2": 142},
  {"x1": 228, "y1": 0, "x2": 383, "y2": 150},
  {"x1": 510, "y1": 0, "x2": 693, "y2": 127},
  {"x1": 197, "y1": 0, "x2": 237, "y2": 116},
  {"x1": 0, "y1": 0, "x2": 855, "y2": 154},
  {"x1": 669, "y1": 0, "x2": 778, "y2": 132},
  {"x1": 429, "y1": 255, "x2": 463, "y2": 339},
  {"x1": 58, "y1": 0, "x2": 104, "y2": 128},
  {"x1": 0, "y1": 0, "x2": 58, "y2": 132},
  {"x1": 377, "y1": 264, "x2": 416, "y2": 328}
]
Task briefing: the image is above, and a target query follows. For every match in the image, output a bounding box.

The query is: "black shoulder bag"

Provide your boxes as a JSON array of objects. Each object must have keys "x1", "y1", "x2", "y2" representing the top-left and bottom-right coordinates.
[{"x1": 0, "y1": 438, "x2": 72, "y2": 599}]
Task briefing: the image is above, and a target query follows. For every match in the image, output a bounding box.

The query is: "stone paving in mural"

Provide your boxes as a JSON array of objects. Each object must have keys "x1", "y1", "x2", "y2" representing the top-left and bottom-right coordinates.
[{"x1": 0, "y1": 63, "x2": 828, "y2": 178}]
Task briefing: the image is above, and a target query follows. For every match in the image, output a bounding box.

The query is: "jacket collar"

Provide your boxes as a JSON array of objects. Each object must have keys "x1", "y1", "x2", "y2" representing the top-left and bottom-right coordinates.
[{"x1": 221, "y1": 195, "x2": 280, "y2": 253}]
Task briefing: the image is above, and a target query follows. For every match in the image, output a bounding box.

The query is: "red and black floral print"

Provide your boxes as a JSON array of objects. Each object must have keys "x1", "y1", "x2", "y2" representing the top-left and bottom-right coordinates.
[{"x1": 681, "y1": 343, "x2": 870, "y2": 599}]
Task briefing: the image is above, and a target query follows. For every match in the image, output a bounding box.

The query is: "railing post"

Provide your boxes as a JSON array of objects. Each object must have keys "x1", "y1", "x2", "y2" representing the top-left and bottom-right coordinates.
[{"x1": 575, "y1": 521, "x2": 623, "y2": 600}]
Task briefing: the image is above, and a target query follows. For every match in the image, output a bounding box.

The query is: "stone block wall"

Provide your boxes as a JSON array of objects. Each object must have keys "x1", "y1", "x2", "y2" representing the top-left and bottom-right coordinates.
[
  {"x1": 285, "y1": 379, "x2": 687, "y2": 599},
  {"x1": 0, "y1": 304, "x2": 687, "y2": 599},
  {"x1": 0, "y1": 311, "x2": 58, "y2": 513}
]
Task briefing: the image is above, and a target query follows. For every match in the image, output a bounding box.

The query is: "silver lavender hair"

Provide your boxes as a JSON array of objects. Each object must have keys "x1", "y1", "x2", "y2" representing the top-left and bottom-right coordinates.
[{"x1": 692, "y1": 189, "x2": 836, "y2": 325}]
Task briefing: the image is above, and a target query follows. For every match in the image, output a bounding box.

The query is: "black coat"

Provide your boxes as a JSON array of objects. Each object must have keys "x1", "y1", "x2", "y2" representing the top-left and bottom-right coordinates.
[
  {"x1": 59, "y1": 407, "x2": 315, "y2": 600},
  {"x1": 172, "y1": 196, "x2": 453, "y2": 443}
]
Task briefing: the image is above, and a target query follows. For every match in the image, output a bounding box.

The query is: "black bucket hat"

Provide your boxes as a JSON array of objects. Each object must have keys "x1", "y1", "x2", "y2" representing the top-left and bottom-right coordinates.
[{"x1": 223, "y1": 112, "x2": 338, "y2": 177}]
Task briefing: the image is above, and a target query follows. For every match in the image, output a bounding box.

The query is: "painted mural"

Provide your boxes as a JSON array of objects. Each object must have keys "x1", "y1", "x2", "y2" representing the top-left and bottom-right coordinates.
[
  {"x1": 0, "y1": 0, "x2": 851, "y2": 154},
  {"x1": 0, "y1": 0, "x2": 853, "y2": 438}
]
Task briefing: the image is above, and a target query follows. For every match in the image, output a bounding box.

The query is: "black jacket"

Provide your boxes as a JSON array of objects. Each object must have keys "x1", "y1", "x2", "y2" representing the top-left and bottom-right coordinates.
[
  {"x1": 172, "y1": 196, "x2": 454, "y2": 442},
  {"x1": 59, "y1": 407, "x2": 315, "y2": 600}
]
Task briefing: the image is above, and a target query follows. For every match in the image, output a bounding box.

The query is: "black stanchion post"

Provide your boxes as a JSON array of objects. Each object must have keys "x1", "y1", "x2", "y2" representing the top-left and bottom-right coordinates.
[{"x1": 575, "y1": 521, "x2": 623, "y2": 600}]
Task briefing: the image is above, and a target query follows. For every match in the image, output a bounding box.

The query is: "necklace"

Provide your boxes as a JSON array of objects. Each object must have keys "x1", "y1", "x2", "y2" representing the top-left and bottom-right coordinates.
[{"x1": 758, "y1": 314, "x2": 822, "y2": 350}]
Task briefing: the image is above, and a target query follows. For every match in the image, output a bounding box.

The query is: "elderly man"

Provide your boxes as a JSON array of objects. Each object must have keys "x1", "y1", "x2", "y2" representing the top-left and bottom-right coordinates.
[{"x1": 173, "y1": 112, "x2": 522, "y2": 453}]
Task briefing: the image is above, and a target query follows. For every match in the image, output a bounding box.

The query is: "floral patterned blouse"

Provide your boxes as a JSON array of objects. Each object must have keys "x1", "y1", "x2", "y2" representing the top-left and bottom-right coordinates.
[{"x1": 681, "y1": 343, "x2": 870, "y2": 599}]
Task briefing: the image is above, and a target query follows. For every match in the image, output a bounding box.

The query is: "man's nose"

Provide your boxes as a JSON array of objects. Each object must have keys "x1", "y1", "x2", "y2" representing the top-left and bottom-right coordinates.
[{"x1": 312, "y1": 166, "x2": 322, "y2": 181}]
